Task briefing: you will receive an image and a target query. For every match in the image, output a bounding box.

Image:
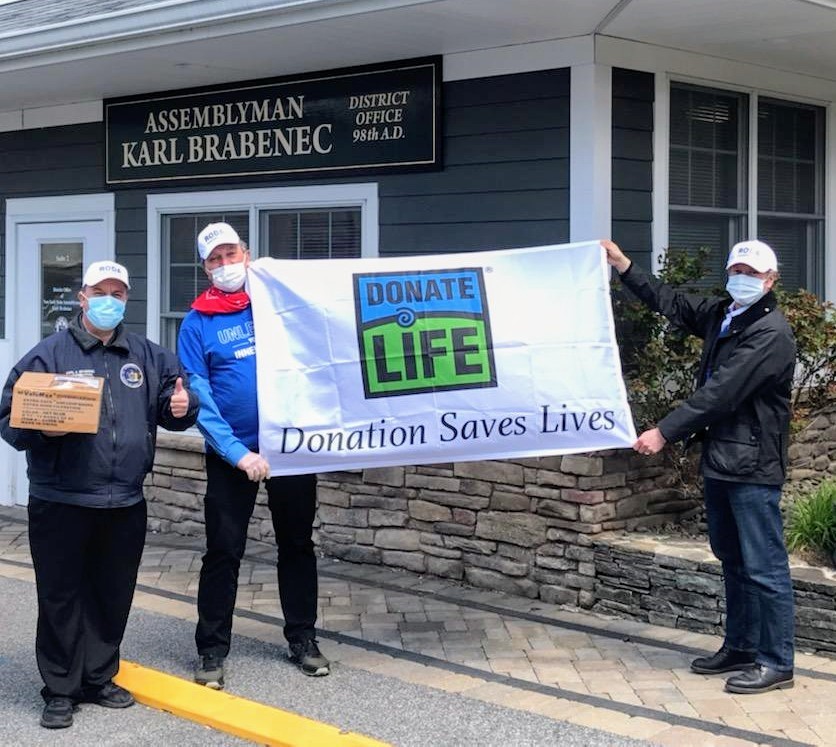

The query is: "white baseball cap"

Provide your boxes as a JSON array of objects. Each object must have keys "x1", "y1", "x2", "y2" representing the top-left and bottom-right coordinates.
[
  {"x1": 725, "y1": 240, "x2": 778, "y2": 273},
  {"x1": 82, "y1": 260, "x2": 130, "y2": 289},
  {"x1": 197, "y1": 222, "x2": 241, "y2": 260}
]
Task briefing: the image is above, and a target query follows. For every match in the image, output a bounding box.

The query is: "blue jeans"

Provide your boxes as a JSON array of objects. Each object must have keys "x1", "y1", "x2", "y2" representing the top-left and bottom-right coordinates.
[{"x1": 703, "y1": 477, "x2": 794, "y2": 671}]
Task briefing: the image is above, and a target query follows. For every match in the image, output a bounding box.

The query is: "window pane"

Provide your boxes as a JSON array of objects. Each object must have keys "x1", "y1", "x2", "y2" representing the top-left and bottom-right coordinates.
[
  {"x1": 331, "y1": 211, "x2": 362, "y2": 258},
  {"x1": 669, "y1": 89, "x2": 691, "y2": 146},
  {"x1": 261, "y1": 208, "x2": 361, "y2": 260},
  {"x1": 300, "y1": 212, "x2": 330, "y2": 259},
  {"x1": 758, "y1": 217, "x2": 817, "y2": 293},
  {"x1": 757, "y1": 99, "x2": 823, "y2": 216},
  {"x1": 774, "y1": 161, "x2": 796, "y2": 213},
  {"x1": 669, "y1": 149, "x2": 689, "y2": 204},
  {"x1": 169, "y1": 265, "x2": 202, "y2": 312},
  {"x1": 669, "y1": 84, "x2": 745, "y2": 210},
  {"x1": 41, "y1": 242, "x2": 82, "y2": 339},
  {"x1": 170, "y1": 216, "x2": 199, "y2": 263},
  {"x1": 264, "y1": 213, "x2": 299, "y2": 259},
  {"x1": 758, "y1": 158, "x2": 775, "y2": 212},
  {"x1": 796, "y1": 162, "x2": 815, "y2": 213},
  {"x1": 668, "y1": 211, "x2": 742, "y2": 290},
  {"x1": 716, "y1": 154, "x2": 739, "y2": 208},
  {"x1": 690, "y1": 151, "x2": 716, "y2": 206}
]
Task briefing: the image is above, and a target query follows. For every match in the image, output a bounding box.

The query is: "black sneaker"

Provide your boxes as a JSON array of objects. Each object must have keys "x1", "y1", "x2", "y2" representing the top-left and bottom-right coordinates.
[
  {"x1": 288, "y1": 639, "x2": 330, "y2": 676},
  {"x1": 195, "y1": 654, "x2": 225, "y2": 689},
  {"x1": 88, "y1": 682, "x2": 135, "y2": 708},
  {"x1": 40, "y1": 697, "x2": 78, "y2": 729}
]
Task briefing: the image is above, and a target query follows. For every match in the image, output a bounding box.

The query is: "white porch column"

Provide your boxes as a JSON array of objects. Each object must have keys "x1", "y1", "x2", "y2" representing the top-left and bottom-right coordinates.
[{"x1": 569, "y1": 63, "x2": 612, "y2": 242}]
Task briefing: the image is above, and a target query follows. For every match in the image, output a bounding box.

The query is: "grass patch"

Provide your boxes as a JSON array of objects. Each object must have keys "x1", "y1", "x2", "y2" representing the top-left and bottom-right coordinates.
[{"x1": 785, "y1": 480, "x2": 836, "y2": 555}]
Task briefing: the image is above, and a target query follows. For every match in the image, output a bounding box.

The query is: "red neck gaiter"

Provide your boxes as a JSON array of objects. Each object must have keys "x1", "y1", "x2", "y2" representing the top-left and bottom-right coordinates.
[{"x1": 191, "y1": 286, "x2": 251, "y2": 315}]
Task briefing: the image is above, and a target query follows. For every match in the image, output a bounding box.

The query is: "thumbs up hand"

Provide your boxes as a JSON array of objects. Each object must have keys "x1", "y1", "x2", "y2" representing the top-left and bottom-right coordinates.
[{"x1": 169, "y1": 377, "x2": 189, "y2": 418}]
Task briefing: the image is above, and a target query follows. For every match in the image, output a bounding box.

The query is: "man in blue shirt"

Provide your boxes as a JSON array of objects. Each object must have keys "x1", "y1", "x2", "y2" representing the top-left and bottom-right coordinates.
[{"x1": 178, "y1": 222, "x2": 328, "y2": 690}]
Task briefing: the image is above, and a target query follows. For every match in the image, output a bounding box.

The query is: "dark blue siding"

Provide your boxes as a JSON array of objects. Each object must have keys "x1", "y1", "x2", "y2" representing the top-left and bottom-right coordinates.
[
  {"x1": 0, "y1": 68, "x2": 571, "y2": 334},
  {"x1": 378, "y1": 68, "x2": 570, "y2": 255}
]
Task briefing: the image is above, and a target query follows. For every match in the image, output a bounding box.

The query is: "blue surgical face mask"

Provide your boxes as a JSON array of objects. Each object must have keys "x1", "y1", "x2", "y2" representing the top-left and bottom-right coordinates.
[
  {"x1": 84, "y1": 294, "x2": 126, "y2": 330},
  {"x1": 726, "y1": 273, "x2": 766, "y2": 307}
]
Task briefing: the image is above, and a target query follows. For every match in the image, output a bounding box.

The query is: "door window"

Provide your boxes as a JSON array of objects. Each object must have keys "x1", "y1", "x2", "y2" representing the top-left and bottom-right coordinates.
[{"x1": 40, "y1": 242, "x2": 83, "y2": 339}]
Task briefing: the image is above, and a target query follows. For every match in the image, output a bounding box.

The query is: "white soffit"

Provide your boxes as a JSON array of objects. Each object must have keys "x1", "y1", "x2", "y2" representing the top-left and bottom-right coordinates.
[
  {"x1": 1, "y1": 0, "x2": 836, "y2": 117},
  {"x1": 605, "y1": 0, "x2": 836, "y2": 81}
]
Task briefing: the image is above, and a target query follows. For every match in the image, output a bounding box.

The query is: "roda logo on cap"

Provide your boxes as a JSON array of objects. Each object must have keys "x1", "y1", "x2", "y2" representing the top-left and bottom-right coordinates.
[{"x1": 353, "y1": 268, "x2": 497, "y2": 398}]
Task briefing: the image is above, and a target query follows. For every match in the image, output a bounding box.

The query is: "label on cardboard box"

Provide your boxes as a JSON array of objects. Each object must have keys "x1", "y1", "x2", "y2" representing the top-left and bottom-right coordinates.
[{"x1": 10, "y1": 372, "x2": 104, "y2": 433}]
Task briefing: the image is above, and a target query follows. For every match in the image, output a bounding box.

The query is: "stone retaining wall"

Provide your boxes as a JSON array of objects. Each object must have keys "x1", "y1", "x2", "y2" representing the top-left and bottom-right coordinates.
[
  {"x1": 786, "y1": 405, "x2": 836, "y2": 495},
  {"x1": 146, "y1": 437, "x2": 699, "y2": 607},
  {"x1": 593, "y1": 533, "x2": 836, "y2": 656},
  {"x1": 146, "y1": 403, "x2": 835, "y2": 624}
]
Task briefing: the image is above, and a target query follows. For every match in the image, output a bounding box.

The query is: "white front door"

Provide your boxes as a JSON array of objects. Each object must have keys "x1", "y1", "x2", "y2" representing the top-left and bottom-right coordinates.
[{"x1": 2, "y1": 195, "x2": 115, "y2": 505}]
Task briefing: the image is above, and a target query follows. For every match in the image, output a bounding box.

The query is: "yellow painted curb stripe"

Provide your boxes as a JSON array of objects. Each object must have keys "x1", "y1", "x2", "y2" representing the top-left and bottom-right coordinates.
[{"x1": 114, "y1": 660, "x2": 390, "y2": 747}]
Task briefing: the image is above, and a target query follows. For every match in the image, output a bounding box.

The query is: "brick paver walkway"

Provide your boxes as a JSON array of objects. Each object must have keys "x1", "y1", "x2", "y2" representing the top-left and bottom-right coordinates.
[{"x1": 2, "y1": 506, "x2": 835, "y2": 746}]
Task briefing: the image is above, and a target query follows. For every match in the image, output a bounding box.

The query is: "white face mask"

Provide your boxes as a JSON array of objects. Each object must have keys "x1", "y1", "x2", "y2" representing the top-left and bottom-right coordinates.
[
  {"x1": 726, "y1": 273, "x2": 766, "y2": 307},
  {"x1": 210, "y1": 262, "x2": 247, "y2": 293}
]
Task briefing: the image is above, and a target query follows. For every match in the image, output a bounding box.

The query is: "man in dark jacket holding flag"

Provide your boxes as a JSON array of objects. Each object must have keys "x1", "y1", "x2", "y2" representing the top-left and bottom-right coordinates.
[
  {"x1": 0, "y1": 260, "x2": 198, "y2": 729},
  {"x1": 602, "y1": 238, "x2": 797, "y2": 695}
]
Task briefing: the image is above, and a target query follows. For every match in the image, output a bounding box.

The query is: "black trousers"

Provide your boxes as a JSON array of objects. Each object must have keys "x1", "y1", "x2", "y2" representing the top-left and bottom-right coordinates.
[
  {"x1": 27, "y1": 497, "x2": 147, "y2": 699},
  {"x1": 195, "y1": 452, "x2": 318, "y2": 657}
]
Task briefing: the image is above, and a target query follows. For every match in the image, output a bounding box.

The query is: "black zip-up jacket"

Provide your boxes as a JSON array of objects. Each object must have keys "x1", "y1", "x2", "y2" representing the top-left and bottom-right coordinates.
[
  {"x1": 619, "y1": 262, "x2": 796, "y2": 485},
  {"x1": 0, "y1": 315, "x2": 199, "y2": 507}
]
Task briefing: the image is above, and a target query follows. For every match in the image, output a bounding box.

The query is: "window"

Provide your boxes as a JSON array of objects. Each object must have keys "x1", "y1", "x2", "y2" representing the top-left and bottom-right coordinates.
[
  {"x1": 757, "y1": 98, "x2": 825, "y2": 294},
  {"x1": 161, "y1": 212, "x2": 249, "y2": 351},
  {"x1": 668, "y1": 84, "x2": 748, "y2": 288},
  {"x1": 668, "y1": 83, "x2": 826, "y2": 294},
  {"x1": 149, "y1": 184, "x2": 378, "y2": 349}
]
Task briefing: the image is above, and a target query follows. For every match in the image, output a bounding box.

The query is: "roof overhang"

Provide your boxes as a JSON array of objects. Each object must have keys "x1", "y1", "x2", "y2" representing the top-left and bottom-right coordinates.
[{"x1": 2, "y1": 0, "x2": 836, "y2": 115}]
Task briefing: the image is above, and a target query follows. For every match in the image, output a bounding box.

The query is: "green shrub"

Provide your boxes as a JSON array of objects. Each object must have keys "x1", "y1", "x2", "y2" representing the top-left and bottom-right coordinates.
[
  {"x1": 612, "y1": 247, "x2": 711, "y2": 432},
  {"x1": 775, "y1": 287, "x2": 836, "y2": 417},
  {"x1": 785, "y1": 480, "x2": 836, "y2": 554}
]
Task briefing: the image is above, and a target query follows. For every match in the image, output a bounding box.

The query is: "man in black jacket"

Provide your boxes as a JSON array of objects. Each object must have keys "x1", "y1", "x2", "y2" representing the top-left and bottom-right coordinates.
[
  {"x1": 0, "y1": 260, "x2": 199, "y2": 729},
  {"x1": 602, "y1": 239, "x2": 796, "y2": 695}
]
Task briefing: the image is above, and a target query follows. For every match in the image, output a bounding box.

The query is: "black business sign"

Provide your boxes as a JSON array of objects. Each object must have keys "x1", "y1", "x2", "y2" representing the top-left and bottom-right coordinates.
[{"x1": 104, "y1": 56, "x2": 441, "y2": 185}]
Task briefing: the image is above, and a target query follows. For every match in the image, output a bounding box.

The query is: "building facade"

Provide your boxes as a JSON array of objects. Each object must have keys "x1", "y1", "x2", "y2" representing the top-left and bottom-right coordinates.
[{"x1": 1, "y1": 0, "x2": 835, "y2": 505}]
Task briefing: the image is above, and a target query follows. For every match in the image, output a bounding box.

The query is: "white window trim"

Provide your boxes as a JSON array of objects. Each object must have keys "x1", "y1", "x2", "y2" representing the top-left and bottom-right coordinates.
[
  {"x1": 569, "y1": 62, "x2": 611, "y2": 243},
  {"x1": 146, "y1": 183, "x2": 379, "y2": 343}
]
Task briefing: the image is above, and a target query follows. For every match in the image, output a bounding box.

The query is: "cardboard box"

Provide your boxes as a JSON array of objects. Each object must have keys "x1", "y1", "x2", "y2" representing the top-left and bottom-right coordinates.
[{"x1": 10, "y1": 372, "x2": 104, "y2": 434}]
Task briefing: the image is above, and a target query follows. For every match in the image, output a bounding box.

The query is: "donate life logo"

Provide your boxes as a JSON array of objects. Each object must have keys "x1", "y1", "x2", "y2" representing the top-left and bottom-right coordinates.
[{"x1": 353, "y1": 268, "x2": 498, "y2": 398}]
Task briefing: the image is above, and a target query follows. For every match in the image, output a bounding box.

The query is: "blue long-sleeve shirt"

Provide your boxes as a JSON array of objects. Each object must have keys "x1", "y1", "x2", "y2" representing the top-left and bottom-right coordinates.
[{"x1": 177, "y1": 305, "x2": 259, "y2": 466}]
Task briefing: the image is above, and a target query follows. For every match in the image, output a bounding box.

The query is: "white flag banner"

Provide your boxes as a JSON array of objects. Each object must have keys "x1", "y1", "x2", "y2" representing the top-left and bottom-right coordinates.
[{"x1": 248, "y1": 241, "x2": 637, "y2": 476}]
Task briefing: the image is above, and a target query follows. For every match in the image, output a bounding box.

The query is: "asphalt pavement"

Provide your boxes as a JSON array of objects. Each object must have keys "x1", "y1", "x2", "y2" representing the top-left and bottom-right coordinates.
[
  {"x1": 4, "y1": 505, "x2": 836, "y2": 747},
  {"x1": 0, "y1": 572, "x2": 651, "y2": 746}
]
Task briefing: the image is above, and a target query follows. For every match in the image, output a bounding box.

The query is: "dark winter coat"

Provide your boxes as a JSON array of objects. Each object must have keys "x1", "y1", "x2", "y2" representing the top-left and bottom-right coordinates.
[
  {"x1": 0, "y1": 315, "x2": 199, "y2": 507},
  {"x1": 619, "y1": 262, "x2": 796, "y2": 485}
]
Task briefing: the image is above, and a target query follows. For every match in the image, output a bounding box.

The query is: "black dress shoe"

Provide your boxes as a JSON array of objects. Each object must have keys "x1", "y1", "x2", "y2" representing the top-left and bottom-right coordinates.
[
  {"x1": 725, "y1": 664, "x2": 793, "y2": 694},
  {"x1": 690, "y1": 646, "x2": 756, "y2": 674}
]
